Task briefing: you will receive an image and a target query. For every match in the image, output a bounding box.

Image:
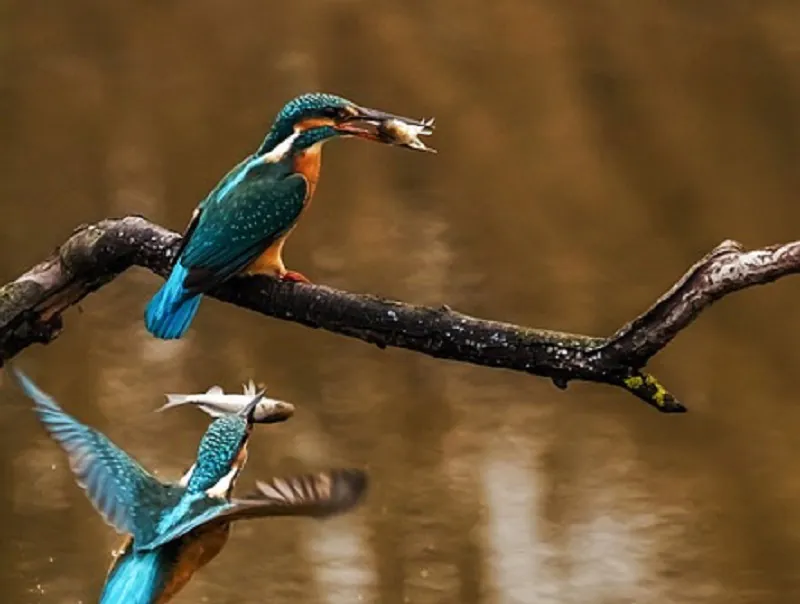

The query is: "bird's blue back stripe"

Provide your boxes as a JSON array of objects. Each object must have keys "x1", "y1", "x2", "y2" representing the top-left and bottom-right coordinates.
[{"x1": 215, "y1": 156, "x2": 263, "y2": 201}]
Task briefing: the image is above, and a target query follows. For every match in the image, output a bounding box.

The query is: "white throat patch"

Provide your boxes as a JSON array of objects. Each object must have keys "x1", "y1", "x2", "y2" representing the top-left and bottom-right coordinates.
[
  {"x1": 261, "y1": 130, "x2": 302, "y2": 163},
  {"x1": 179, "y1": 464, "x2": 196, "y2": 486},
  {"x1": 205, "y1": 463, "x2": 241, "y2": 498}
]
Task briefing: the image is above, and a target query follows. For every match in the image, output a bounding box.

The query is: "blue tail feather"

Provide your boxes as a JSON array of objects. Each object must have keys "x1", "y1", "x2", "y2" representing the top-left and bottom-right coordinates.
[
  {"x1": 145, "y1": 264, "x2": 203, "y2": 340},
  {"x1": 99, "y1": 547, "x2": 173, "y2": 604}
]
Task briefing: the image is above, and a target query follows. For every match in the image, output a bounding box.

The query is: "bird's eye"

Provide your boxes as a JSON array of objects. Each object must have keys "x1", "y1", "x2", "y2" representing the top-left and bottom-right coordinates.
[{"x1": 321, "y1": 107, "x2": 339, "y2": 119}]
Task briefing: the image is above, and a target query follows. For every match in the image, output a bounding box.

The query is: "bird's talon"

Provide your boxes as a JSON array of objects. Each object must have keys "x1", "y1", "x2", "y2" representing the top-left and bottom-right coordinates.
[{"x1": 281, "y1": 271, "x2": 311, "y2": 284}]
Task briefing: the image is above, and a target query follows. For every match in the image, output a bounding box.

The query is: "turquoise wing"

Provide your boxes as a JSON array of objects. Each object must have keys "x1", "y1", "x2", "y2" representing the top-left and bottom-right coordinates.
[
  {"x1": 135, "y1": 470, "x2": 368, "y2": 552},
  {"x1": 178, "y1": 167, "x2": 308, "y2": 296},
  {"x1": 135, "y1": 496, "x2": 230, "y2": 552},
  {"x1": 10, "y1": 368, "x2": 177, "y2": 543}
]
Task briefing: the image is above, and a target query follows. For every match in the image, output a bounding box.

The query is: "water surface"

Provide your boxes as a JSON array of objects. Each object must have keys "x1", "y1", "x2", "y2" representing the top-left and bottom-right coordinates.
[{"x1": 2, "y1": 2, "x2": 800, "y2": 603}]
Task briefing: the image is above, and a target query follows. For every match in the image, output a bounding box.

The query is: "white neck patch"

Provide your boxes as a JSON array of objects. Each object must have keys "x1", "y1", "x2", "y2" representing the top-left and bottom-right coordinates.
[
  {"x1": 261, "y1": 130, "x2": 302, "y2": 163},
  {"x1": 205, "y1": 463, "x2": 241, "y2": 498},
  {"x1": 179, "y1": 464, "x2": 196, "y2": 486}
]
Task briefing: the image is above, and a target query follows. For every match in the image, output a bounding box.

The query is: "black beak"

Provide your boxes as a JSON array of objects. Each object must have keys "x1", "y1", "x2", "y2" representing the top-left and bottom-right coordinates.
[
  {"x1": 336, "y1": 106, "x2": 436, "y2": 153},
  {"x1": 239, "y1": 388, "x2": 266, "y2": 422},
  {"x1": 349, "y1": 107, "x2": 434, "y2": 131}
]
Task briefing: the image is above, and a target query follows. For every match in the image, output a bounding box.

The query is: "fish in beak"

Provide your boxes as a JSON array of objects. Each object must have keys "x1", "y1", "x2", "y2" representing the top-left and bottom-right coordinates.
[
  {"x1": 335, "y1": 106, "x2": 436, "y2": 153},
  {"x1": 158, "y1": 380, "x2": 295, "y2": 424}
]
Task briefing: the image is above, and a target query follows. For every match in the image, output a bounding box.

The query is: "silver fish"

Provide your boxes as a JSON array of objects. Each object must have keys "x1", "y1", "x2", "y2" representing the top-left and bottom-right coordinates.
[
  {"x1": 378, "y1": 117, "x2": 437, "y2": 153},
  {"x1": 158, "y1": 380, "x2": 295, "y2": 424}
]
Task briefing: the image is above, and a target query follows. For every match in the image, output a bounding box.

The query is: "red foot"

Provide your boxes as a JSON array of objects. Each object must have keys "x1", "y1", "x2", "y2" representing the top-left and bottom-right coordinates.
[{"x1": 280, "y1": 270, "x2": 311, "y2": 284}]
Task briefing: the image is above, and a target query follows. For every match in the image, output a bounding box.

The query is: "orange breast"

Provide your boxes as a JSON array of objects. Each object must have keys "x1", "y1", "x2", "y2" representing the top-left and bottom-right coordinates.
[
  {"x1": 244, "y1": 143, "x2": 323, "y2": 276},
  {"x1": 293, "y1": 143, "x2": 323, "y2": 203},
  {"x1": 156, "y1": 524, "x2": 231, "y2": 603}
]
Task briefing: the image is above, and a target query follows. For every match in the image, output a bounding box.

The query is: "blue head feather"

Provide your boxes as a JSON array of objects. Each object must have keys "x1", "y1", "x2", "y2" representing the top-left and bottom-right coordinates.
[
  {"x1": 185, "y1": 416, "x2": 249, "y2": 493},
  {"x1": 257, "y1": 92, "x2": 355, "y2": 155}
]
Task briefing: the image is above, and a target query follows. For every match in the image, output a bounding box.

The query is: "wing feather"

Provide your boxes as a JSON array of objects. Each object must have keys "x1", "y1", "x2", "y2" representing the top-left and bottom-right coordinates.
[
  {"x1": 135, "y1": 469, "x2": 368, "y2": 552},
  {"x1": 169, "y1": 207, "x2": 202, "y2": 268},
  {"x1": 10, "y1": 368, "x2": 175, "y2": 543},
  {"x1": 177, "y1": 168, "x2": 308, "y2": 296}
]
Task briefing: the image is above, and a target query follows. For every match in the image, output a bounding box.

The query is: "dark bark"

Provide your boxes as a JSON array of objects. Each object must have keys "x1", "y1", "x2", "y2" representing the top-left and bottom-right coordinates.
[{"x1": 4, "y1": 217, "x2": 796, "y2": 413}]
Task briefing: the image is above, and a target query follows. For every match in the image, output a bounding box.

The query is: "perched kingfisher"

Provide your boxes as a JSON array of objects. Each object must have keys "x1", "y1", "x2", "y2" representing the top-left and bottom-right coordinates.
[
  {"x1": 9, "y1": 367, "x2": 368, "y2": 603},
  {"x1": 144, "y1": 92, "x2": 436, "y2": 339}
]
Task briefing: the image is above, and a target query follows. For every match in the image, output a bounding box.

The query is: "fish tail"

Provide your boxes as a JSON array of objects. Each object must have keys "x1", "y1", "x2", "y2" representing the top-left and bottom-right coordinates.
[
  {"x1": 157, "y1": 395, "x2": 227, "y2": 418},
  {"x1": 144, "y1": 264, "x2": 202, "y2": 340},
  {"x1": 156, "y1": 394, "x2": 191, "y2": 412}
]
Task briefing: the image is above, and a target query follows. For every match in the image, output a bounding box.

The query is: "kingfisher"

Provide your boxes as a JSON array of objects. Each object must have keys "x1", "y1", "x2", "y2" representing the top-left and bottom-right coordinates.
[
  {"x1": 9, "y1": 367, "x2": 368, "y2": 604},
  {"x1": 144, "y1": 92, "x2": 436, "y2": 339}
]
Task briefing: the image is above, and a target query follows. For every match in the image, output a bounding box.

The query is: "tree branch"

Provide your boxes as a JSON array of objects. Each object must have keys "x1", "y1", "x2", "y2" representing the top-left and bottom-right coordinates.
[{"x1": 3, "y1": 216, "x2": 797, "y2": 413}]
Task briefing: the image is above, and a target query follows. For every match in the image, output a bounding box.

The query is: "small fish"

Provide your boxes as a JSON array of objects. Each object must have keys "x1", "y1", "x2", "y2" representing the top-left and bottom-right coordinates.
[
  {"x1": 158, "y1": 380, "x2": 294, "y2": 424},
  {"x1": 378, "y1": 117, "x2": 437, "y2": 153}
]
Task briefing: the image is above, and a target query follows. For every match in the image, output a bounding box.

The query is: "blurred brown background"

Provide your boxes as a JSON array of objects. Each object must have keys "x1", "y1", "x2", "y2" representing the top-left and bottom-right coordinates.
[{"x1": 2, "y1": 1, "x2": 800, "y2": 602}]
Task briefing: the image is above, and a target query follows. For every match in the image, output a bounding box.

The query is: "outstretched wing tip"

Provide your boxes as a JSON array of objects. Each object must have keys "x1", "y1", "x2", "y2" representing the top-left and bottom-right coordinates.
[
  {"x1": 331, "y1": 468, "x2": 369, "y2": 513},
  {"x1": 254, "y1": 467, "x2": 370, "y2": 518},
  {"x1": 8, "y1": 368, "x2": 164, "y2": 543},
  {"x1": 7, "y1": 365, "x2": 46, "y2": 402}
]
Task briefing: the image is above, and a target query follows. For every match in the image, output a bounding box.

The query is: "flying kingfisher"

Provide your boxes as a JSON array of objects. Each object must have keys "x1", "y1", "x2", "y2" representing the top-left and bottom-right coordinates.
[
  {"x1": 144, "y1": 92, "x2": 436, "y2": 339},
  {"x1": 9, "y1": 367, "x2": 368, "y2": 603}
]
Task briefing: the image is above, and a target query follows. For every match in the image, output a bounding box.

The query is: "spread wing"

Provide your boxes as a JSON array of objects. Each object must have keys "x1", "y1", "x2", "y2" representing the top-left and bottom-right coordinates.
[
  {"x1": 226, "y1": 469, "x2": 368, "y2": 521},
  {"x1": 135, "y1": 469, "x2": 368, "y2": 552},
  {"x1": 10, "y1": 367, "x2": 177, "y2": 543},
  {"x1": 177, "y1": 165, "x2": 308, "y2": 297}
]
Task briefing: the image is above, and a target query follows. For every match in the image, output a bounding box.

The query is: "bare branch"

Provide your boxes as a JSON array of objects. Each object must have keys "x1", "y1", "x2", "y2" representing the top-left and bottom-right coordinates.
[
  {"x1": 2, "y1": 216, "x2": 795, "y2": 413},
  {"x1": 603, "y1": 239, "x2": 800, "y2": 364}
]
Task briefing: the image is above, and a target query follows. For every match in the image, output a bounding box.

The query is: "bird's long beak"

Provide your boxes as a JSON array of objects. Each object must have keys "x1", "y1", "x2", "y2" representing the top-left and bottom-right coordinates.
[
  {"x1": 239, "y1": 388, "x2": 266, "y2": 421},
  {"x1": 336, "y1": 106, "x2": 436, "y2": 153}
]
